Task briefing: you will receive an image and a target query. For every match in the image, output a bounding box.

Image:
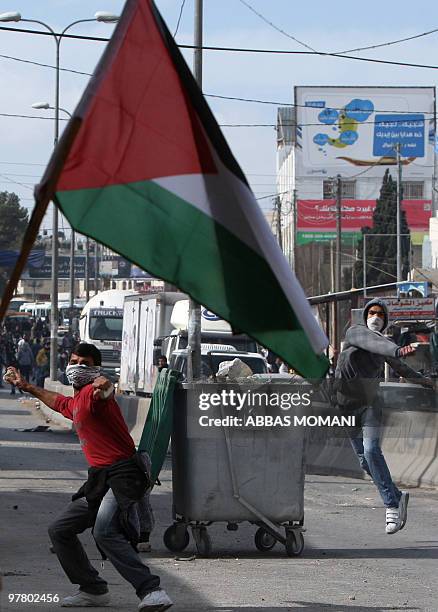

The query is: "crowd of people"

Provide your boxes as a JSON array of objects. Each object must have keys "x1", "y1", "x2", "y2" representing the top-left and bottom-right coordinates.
[{"x1": 0, "y1": 316, "x2": 79, "y2": 393}]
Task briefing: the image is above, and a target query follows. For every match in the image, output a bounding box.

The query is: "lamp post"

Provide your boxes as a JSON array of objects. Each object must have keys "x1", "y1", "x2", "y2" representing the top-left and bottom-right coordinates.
[
  {"x1": 0, "y1": 10, "x2": 119, "y2": 379},
  {"x1": 32, "y1": 104, "x2": 77, "y2": 326}
]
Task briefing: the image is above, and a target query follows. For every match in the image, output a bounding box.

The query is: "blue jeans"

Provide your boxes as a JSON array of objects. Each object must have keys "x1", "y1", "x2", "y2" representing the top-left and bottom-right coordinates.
[
  {"x1": 348, "y1": 403, "x2": 401, "y2": 508},
  {"x1": 48, "y1": 489, "x2": 160, "y2": 598}
]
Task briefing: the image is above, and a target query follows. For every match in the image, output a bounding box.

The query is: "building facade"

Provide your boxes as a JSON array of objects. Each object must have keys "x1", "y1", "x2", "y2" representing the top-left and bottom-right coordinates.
[{"x1": 277, "y1": 86, "x2": 436, "y2": 280}]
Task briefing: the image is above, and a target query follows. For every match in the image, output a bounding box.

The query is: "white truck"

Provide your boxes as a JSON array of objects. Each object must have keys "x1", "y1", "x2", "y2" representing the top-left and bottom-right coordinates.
[
  {"x1": 170, "y1": 344, "x2": 268, "y2": 380},
  {"x1": 79, "y1": 289, "x2": 137, "y2": 373},
  {"x1": 119, "y1": 292, "x2": 261, "y2": 395}
]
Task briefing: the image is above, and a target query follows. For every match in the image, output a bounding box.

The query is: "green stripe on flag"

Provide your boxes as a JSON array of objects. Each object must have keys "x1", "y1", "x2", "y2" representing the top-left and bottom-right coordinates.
[{"x1": 56, "y1": 180, "x2": 328, "y2": 378}]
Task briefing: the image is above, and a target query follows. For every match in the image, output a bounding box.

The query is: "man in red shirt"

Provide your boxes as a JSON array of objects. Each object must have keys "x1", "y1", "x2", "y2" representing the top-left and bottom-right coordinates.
[{"x1": 6, "y1": 343, "x2": 172, "y2": 611}]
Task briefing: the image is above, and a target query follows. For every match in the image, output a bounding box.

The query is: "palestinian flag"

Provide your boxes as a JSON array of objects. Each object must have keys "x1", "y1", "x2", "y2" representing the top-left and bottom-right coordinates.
[{"x1": 35, "y1": 0, "x2": 328, "y2": 377}]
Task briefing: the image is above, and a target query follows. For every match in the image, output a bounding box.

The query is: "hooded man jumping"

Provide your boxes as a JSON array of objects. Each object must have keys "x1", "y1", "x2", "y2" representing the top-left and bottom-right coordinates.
[{"x1": 335, "y1": 298, "x2": 434, "y2": 535}]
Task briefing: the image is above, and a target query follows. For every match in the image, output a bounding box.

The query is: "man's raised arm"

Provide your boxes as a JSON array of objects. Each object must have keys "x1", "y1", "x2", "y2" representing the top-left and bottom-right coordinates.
[{"x1": 4, "y1": 367, "x2": 60, "y2": 410}]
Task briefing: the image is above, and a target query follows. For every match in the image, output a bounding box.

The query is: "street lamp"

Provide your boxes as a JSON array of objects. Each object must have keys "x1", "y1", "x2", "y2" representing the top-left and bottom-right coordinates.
[
  {"x1": 32, "y1": 103, "x2": 77, "y2": 326},
  {"x1": 0, "y1": 10, "x2": 119, "y2": 380}
]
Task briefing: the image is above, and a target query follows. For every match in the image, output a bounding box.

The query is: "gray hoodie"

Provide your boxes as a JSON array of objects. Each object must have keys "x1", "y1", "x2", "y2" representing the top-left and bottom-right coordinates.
[{"x1": 335, "y1": 298, "x2": 423, "y2": 408}]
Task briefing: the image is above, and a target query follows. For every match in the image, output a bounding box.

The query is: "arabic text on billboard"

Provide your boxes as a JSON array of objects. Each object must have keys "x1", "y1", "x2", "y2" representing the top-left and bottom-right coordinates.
[{"x1": 295, "y1": 87, "x2": 435, "y2": 179}]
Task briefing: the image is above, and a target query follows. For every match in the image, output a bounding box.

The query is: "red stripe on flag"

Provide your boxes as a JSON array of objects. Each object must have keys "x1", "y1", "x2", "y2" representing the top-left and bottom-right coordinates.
[{"x1": 58, "y1": 0, "x2": 216, "y2": 192}]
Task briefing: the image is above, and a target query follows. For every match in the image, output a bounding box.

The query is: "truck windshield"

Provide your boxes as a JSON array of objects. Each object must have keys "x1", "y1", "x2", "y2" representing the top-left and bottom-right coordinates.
[{"x1": 89, "y1": 316, "x2": 123, "y2": 341}]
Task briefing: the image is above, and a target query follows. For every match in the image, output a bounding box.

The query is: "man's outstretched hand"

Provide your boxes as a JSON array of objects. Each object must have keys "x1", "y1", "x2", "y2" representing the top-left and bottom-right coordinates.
[
  {"x1": 3, "y1": 367, "x2": 29, "y2": 391},
  {"x1": 398, "y1": 345, "x2": 416, "y2": 358},
  {"x1": 91, "y1": 376, "x2": 114, "y2": 399}
]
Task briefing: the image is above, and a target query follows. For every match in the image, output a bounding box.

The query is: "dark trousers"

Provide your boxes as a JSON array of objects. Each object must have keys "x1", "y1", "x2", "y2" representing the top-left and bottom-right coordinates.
[{"x1": 48, "y1": 490, "x2": 160, "y2": 598}]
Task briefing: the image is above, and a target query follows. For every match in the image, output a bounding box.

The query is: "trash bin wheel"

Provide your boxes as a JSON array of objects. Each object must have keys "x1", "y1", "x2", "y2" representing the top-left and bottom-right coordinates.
[
  {"x1": 285, "y1": 530, "x2": 304, "y2": 557},
  {"x1": 192, "y1": 526, "x2": 212, "y2": 557},
  {"x1": 254, "y1": 528, "x2": 276, "y2": 552},
  {"x1": 163, "y1": 524, "x2": 190, "y2": 552}
]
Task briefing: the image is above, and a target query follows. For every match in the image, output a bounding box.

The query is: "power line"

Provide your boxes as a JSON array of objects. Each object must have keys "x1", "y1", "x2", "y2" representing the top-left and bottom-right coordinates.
[
  {"x1": 0, "y1": 161, "x2": 45, "y2": 166},
  {"x1": 237, "y1": 0, "x2": 317, "y2": 52},
  {"x1": 1, "y1": 24, "x2": 438, "y2": 70},
  {"x1": 174, "y1": 0, "x2": 187, "y2": 37},
  {"x1": 0, "y1": 52, "x2": 92, "y2": 76},
  {"x1": 0, "y1": 173, "x2": 33, "y2": 191},
  {"x1": 0, "y1": 112, "x2": 68, "y2": 121},
  {"x1": 335, "y1": 27, "x2": 438, "y2": 55},
  {"x1": 0, "y1": 111, "x2": 433, "y2": 129},
  {"x1": 205, "y1": 93, "x2": 435, "y2": 115},
  {"x1": 256, "y1": 190, "x2": 290, "y2": 201}
]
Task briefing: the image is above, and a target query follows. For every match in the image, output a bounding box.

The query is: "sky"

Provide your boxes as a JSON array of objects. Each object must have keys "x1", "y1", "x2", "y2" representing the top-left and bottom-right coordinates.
[{"x1": 0, "y1": 0, "x2": 437, "y2": 234}]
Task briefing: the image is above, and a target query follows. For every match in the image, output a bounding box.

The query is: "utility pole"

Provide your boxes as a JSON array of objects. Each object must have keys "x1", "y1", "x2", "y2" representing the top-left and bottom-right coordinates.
[
  {"x1": 292, "y1": 188, "x2": 297, "y2": 272},
  {"x1": 187, "y1": 0, "x2": 203, "y2": 382},
  {"x1": 334, "y1": 175, "x2": 342, "y2": 361},
  {"x1": 69, "y1": 229, "x2": 75, "y2": 326},
  {"x1": 94, "y1": 241, "x2": 99, "y2": 295},
  {"x1": 335, "y1": 174, "x2": 342, "y2": 292},
  {"x1": 351, "y1": 234, "x2": 355, "y2": 289},
  {"x1": 363, "y1": 234, "x2": 367, "y2": 297},
  {"x1": 85, "y1": 237, "x2": 90, "y2": 302},
  {"x1": 276, "y1": 197, "x2": 283, "y2": 251},
  {"x1": 396, "y1": 143, "x2": 402, "y2": 283},
  {"x1": 330, "y1": 240, "x2": 338, "y2": 365}
]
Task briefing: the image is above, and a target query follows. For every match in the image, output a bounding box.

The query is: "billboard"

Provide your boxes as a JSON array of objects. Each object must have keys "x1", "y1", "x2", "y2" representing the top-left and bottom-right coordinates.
[
  {"x1": 295, "y1": 86, "x2": 435, "y2": 179},
  {"x1": 297, "y1": 198, "x2": 432, "y2": 244},
  {"x1": 26, "y1": 256, "x2": 131, "y2": 279},
  {"x1": 358, "y1": 296, "x2": 436, "y2": 320}
]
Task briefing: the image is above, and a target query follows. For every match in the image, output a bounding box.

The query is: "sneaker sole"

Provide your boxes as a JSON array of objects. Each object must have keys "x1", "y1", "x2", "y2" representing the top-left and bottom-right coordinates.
[
  {"x1": 399, "y1": 492, "x2": 409, "y2": 531},
  {"x1": 386, "y1": 526, "x2": 401, "y2": 535}
]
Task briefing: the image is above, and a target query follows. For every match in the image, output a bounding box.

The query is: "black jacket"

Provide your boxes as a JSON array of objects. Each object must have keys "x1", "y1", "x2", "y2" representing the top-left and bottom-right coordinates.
[{"x1": 73, "y1": 453, "x2": 150, "y2": 545}]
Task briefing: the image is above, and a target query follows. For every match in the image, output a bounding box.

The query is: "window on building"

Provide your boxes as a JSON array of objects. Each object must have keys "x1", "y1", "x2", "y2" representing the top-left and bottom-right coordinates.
[
  {"x1": 323, "y1": 179, "x2": 356, "y2": 199},
  {"x1": 402, "y1": 181, "x2": 424, "y2": 200},
  {"x1": 341, "y1": 181, "x2": 356, "y2": 199}
]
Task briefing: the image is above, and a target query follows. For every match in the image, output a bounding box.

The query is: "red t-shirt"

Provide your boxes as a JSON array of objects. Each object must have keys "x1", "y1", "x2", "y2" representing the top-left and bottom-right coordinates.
[{"x1": 53, "y1": 385, "x2": 135, "y2": 467}]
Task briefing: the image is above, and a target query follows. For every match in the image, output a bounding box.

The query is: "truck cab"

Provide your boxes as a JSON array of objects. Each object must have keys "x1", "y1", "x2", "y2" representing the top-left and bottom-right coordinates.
[
  {"x1": 161, "y1": 301, "x2": 259, "y2": 361},
  {"x1": 79, "y1": 289, "x2": 137, "y2": 373}
]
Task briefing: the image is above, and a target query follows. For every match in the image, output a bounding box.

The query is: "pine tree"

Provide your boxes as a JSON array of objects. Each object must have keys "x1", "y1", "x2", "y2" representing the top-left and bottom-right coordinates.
[
  {"x1": 0, "y1": 191, "x2": 29, "y2": 298},
  {"x1": 0, "y1": 191, "x2": 28, "y2": 250},
  {"x1": 354, "y1": 170, "x2": 410, "y2": 287}
]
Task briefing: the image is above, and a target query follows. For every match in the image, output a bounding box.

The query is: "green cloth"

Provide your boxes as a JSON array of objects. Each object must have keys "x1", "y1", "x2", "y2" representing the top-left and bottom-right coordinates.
[{"x1": 138, "y1": 368, "x2": 181, "y2": 483}]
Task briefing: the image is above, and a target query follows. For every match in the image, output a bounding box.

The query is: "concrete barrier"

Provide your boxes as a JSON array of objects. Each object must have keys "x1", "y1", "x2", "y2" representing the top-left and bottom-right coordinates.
[
  {"x1": 305, "y1": 409, "x2": 438, "y2": 488},
  {"x1": 381, "y1": 410, "x2": 438, "y2": 488},
  {"x1": 42, "y1": 380, "x2": 150, "y2": 446},
  {"x1": 40, "y1": 381, "x2": 438, "y2": 488},
  {"x1": 306, "y1": 430, "x2": 365, "y2": 480}
]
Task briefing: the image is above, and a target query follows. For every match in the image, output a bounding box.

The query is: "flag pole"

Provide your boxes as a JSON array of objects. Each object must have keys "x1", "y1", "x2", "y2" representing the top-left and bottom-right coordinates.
[{"x1": 187, "y1": 0, "x2": 203, "y2": 382}]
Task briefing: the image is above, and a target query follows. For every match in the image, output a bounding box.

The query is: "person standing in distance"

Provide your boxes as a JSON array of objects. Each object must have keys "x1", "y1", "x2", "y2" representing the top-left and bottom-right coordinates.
[
  {"x1": 335, "y1": 298, "x2": 434, "y2": 535},
  {"x1": 5, "y1": 342, "x2": 172, "y2": 611}
]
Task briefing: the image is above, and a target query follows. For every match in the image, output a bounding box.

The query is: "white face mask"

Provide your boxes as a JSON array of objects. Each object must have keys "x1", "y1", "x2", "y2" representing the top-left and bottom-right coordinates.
[
  {"x1": 65, "y1": 363, "x2": 101, "y2": 388},
  {"x1": 367, "y1": 314, "x2": 384, "y2": 332}
]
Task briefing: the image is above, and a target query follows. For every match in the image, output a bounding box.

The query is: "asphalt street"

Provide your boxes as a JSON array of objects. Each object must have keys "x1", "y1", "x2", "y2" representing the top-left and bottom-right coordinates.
[{"x1": 0, "y1": 389, "x2": 437, "y2": 612}]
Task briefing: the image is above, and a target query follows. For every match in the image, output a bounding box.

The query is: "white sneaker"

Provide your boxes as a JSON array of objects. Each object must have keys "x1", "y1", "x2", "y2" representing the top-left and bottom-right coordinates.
[
  {"x1": 138, "y1": 589, "x2": 173, "y2": 611},
  {"x1": 61, "y1": 591, "x2": 110, "y2": 607},
  {"x1": 386, "y1": 507, "x2": 401, "y2": 534},
  {"x1": 399, "y1": 491, "x2": 409, "y2": 530}
]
